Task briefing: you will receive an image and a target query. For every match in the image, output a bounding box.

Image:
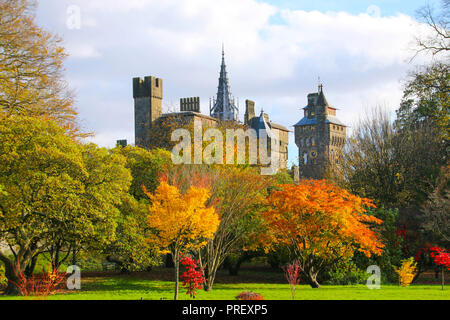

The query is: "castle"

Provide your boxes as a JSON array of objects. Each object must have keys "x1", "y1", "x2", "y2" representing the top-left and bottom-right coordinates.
[
  {"x1": 131, "y1": 48, "x2": 290, "y2": 170},
  {"x1": 128, "y1": 49, "x2": 346, "y2": 177}
]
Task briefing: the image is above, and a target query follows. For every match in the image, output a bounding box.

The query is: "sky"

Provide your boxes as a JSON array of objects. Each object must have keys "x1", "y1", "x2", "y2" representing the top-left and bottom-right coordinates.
[{"x1": 35, "y1": 0, "x2": 439, "y2": 167}]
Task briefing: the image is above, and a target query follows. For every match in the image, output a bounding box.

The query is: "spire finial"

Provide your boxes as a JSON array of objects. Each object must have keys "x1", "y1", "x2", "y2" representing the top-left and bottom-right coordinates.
[
  {"x1": 318, "y1": 76, "x2": 323, "y2": 93},
  {"x1": 222, "y1": 43, "x2": 225, "y2": 58}
]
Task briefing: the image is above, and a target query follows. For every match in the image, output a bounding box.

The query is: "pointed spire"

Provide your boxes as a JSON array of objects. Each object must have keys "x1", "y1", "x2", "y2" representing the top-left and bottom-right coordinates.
[{"x1": 210, "y1": 45, "x2": 239, "y2": 121}]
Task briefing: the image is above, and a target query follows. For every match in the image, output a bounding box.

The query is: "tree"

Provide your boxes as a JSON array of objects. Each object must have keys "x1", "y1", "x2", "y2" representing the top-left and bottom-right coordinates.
[
  {"x1": 163, "y1": 165, "x2": 274, "y2": 291},
  {"x1": 0, "y1": 0, "x2": 79, "y2": 134},
  {"x1": 341, "y1": 107, "x2": 445, "y2": 209},
  {"x1": 0, "y1": 115, "x2": 131, "y2": 295},
  {"x1": 353, "y1": 207, "x2": 404, "y2": 283},
  {"x1": 262, "y1": 180, "x2": 384, "y2": 288},
  {"x1": 420, "y1": 165, "x2": 450, "y2": 246},
  {"x1": 199, "y1": 166, "x2": 273, "y2": 291},
  {"x1": 45, "y1": 143, "x2": 132, "y2": 270},
  {"x1": 144, "y1": 180, "x2": 219, "y2": 300},
  {"x1": 102, "y1": 147, "x2": 172, "y2": 272},
  {"x1": 413, "y1": 0, "x2": 449, "y2": 59},
  {"x1": 340, "y1": 108, "x2": 404, "y2": 207}
]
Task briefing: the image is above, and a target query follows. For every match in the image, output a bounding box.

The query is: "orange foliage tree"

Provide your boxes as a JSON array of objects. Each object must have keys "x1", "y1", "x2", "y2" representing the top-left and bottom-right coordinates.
[
  {"x1": 144, "y1": 180, "x2": 219, "y2": 300},
  {"x1": 262, "y1": 180, "x2": 385, "y2": 288}
]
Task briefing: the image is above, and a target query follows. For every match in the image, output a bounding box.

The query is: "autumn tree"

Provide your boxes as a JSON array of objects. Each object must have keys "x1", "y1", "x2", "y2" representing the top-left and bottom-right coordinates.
[
  {"x1": 0, "y1": 0, "x2": 79, "y2": 134},
  {"x1": 161, "y1": 164, "x2": 274, "y2": 291},
  {"x1": 0, "y1": 115, "x2": 131, "y2": 295},
  {"x1": 262, "y1": 180, "x2": 384, "y2": 288},
  {"x1": 145, "y1": 180, "x2": 219, "y2": 300},
  {"x1": 199, "y1": 166, "x2": 273, "y2": 291}
]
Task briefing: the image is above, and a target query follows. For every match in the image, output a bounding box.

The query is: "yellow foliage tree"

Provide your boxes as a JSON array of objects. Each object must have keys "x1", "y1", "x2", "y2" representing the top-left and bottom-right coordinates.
[
  {"x1": 395, "y1": 257, "x2": 417, "y2": 287},
  {"x1": 144, "y1": 181, "x2": 219, "y2": 300}
]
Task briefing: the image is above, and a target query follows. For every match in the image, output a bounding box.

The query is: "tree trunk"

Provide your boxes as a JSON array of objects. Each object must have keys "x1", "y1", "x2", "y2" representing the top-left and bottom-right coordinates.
[
  {"x1": 2, "y1": 259, "x2": 21, "y2": 296},
  {"x1": 442, "y1": 266, "x2": 445, "y2": 291},
  {"x1": 173, "y1": 250, "x2": 179, "y2": 300},
  {"x1": 24, "y1": 254, "x2": 38, "y2": 278},
  {"x1": 303, "y1": 270, "x2": 321, "y2": 288}
]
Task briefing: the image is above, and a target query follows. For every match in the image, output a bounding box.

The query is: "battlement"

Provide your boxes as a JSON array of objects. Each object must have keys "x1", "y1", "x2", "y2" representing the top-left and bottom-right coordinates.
[
  {"x1": 180, "y1": 97, "x2": 200, "y2": 112},
  {"x1": 133, "y1": 76, "x2": 163, "y2": 99}
]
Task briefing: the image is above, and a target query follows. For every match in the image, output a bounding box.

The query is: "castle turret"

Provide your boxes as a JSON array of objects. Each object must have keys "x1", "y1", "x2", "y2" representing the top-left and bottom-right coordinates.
[{"x1": 133, "y1": 76, "x2": 163, "y2": 148}]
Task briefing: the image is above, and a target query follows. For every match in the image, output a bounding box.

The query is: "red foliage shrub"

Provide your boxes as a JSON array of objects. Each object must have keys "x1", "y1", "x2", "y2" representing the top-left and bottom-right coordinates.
[{"x1": 10, "y1": 263, "x2": 66, "y2": 298}]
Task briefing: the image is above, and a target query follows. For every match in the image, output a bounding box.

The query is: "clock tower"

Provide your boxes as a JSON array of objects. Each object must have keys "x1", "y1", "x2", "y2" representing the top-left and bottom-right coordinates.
[{"x1": 294, "y1": 84, "x2": 347, "y2": 180}]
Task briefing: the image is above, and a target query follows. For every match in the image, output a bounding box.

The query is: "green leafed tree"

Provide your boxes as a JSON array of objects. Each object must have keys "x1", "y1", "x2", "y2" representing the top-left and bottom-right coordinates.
[{"x1": 0, "y1": 115, "x2": 131, "y2": 295}]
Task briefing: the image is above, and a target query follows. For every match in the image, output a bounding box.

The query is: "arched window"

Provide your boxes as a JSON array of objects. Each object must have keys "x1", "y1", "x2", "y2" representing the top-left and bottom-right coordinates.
[{"x1": 311, "y1": 137, "x2": 316, "y2": 146}]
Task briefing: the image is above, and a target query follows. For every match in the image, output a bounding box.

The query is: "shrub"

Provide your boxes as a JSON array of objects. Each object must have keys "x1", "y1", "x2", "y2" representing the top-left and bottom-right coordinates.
[
  {"x1": 325, "y1": 263, "x2": 369, "y2": 285},
  {"x1": 10, "y1": 263, "x2": 67, "y2": 298},
  {"x1": 282, "y1": 260, "x2": 301, "y2": 300},
  {"x1": 395, "y1": 257, "x2": 417, "y2": 287},
  {"x1": 235, "y1": 291, "x2": 264, "y2": 300}
]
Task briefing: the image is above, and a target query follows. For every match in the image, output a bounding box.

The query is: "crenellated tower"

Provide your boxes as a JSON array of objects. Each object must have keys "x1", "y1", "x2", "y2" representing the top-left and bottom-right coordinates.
[{"x1": 133, "y1": 76, "x2": 163, "y2": 148}]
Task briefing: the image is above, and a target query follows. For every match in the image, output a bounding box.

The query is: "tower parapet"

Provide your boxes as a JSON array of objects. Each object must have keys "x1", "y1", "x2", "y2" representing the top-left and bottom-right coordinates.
[{"x1": 180, "y1": 97, "x2": 200, "y2": 112}]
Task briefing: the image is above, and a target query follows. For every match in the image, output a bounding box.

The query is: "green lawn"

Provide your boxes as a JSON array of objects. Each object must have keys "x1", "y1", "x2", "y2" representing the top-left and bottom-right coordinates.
[{"x1": 1, "y1": 275, "x2": 449, "y2": 300}]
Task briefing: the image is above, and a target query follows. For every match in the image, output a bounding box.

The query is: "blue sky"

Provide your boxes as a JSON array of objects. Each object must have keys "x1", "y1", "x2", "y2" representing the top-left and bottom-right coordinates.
[
  {"x1": 260, "y1": 0, "x2": 437, "y2": 17},
  {"x1": 36, "y1": 0, "x2": 438, "y2": 168}
]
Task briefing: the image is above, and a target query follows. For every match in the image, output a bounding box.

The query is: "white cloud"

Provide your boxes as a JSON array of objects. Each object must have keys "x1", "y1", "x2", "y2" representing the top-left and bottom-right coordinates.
[
  {"x1": 66, "y1": 43, "x2": 102, "y2": 59},
  {"x1": 36, "y1": 0, "x2": 433, "y2": 165}
]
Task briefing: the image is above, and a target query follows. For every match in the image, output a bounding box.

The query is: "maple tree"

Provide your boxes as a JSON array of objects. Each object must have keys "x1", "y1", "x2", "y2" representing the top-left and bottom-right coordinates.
[
  {"x1": 262, "y1": 180, "x2": 385, "y2": 288},
  {"x1": 180, "y1": 253, "x2": 205, "y2": 299},
  {"x1": 429, "y1": 247, "x2": 450, "y2": 290},
  {"x1": 145, "y1": 180, "x2": 219, "y2": 300}
]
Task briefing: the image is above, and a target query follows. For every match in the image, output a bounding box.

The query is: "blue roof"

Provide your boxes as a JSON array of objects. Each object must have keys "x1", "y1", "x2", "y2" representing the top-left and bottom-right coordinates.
[{"x1": 294, "y1": 116, "x2": 346, "y2": 127}]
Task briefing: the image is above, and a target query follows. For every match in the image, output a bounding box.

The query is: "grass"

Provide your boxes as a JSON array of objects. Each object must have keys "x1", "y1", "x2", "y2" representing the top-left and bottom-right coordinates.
[{"x1": 1, "y1": 267, "x2": 449, "y2": 300}]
